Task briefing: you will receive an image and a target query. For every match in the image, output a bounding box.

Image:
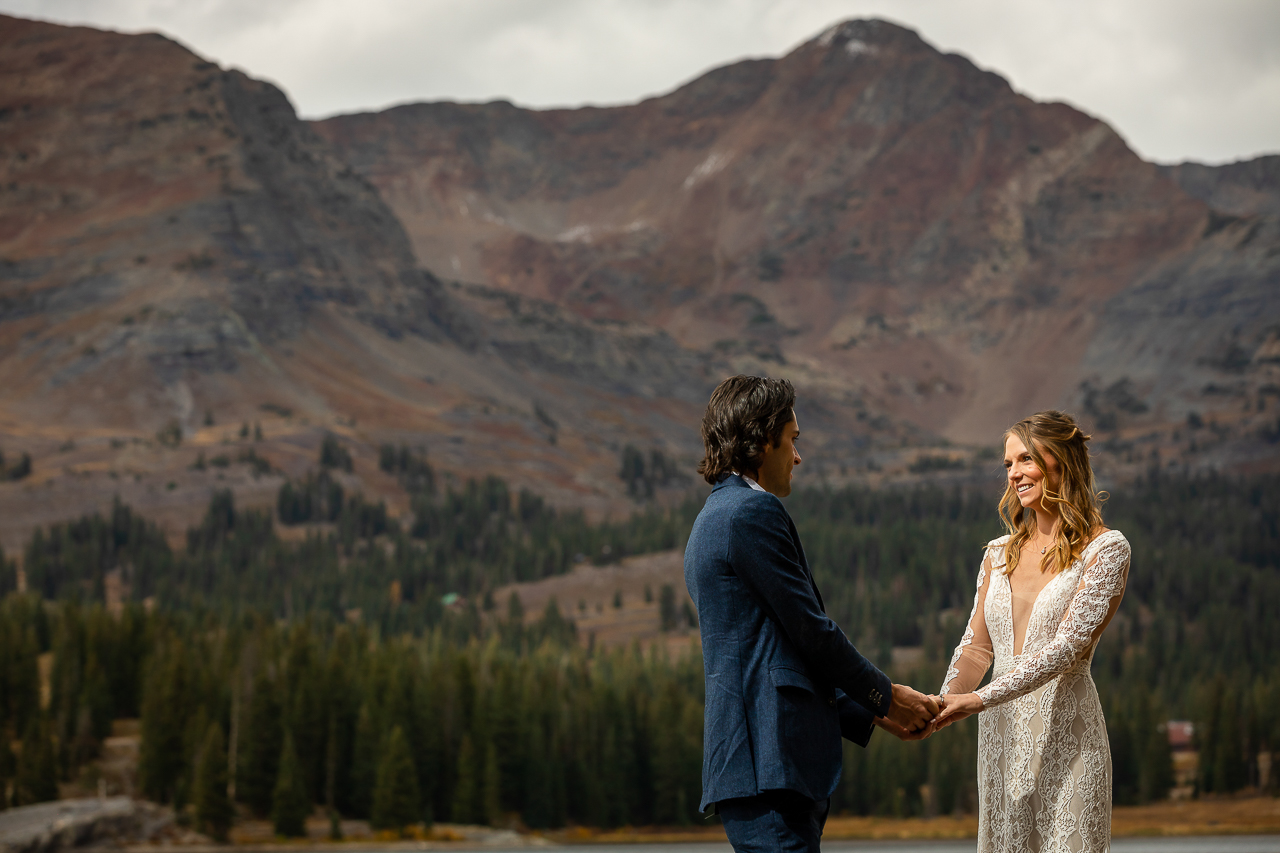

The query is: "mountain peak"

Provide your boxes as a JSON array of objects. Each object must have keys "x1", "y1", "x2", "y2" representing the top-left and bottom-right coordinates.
[{"x1": 811, "y1": 17, "x2": 921, "y2": 52}]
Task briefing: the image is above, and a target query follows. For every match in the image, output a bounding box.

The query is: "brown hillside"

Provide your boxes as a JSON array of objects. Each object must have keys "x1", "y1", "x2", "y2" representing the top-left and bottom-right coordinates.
[
  {"x1": 316, "y1": 19, "x2": 1280, "y2": 449},
  {"x1": 0, "y1": 15, "x2": 1278, "y2": 547},
  {"x1": 0, "y1": 15, "x2": 731, "y2": 548}
]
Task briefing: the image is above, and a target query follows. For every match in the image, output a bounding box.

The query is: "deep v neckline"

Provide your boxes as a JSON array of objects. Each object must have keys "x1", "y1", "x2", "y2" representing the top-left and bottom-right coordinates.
[
  {"x1": 1002, "y1": 531, "x2": 1116, "y2": 656},
  {"x1": 1005, "y1": 567, "x2": 1065, "y2": 657}
]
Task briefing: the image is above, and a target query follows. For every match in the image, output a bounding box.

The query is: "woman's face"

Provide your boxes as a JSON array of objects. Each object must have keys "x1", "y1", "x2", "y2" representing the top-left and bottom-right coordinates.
[{"x1": 1004, "y1": 433, "x2": 1061, "y2": 512}]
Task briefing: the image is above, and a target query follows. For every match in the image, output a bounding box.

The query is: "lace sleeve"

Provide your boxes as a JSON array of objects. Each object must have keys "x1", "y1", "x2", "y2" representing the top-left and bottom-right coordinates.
[
  {"x1": 940, "y1": 547, "x2": 995, "y2": 696},
  {"x1": 977, "y1": 532, "x2": 1131, "y2": 708}
]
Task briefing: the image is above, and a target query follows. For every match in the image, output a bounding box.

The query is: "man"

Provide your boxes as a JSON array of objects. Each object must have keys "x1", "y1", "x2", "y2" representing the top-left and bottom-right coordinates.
[{"x1": 684, "y1": 375, "x2": 937, "y2": 853}]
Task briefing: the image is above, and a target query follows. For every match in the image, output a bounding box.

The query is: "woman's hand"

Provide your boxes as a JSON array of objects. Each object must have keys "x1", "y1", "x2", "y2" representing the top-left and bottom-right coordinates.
[{"x1": 933, "y1": 692, "x2": 984, "y2": 730}]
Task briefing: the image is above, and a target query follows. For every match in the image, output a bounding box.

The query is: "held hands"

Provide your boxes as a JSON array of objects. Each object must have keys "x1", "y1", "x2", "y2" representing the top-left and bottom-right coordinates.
[
  {"x1": 876, "y1": 687, "x2": 985, "y2": 740},
  {"x1": 873, "y1": 714, "x2": 933, "y2": 741},
  {"x1": 932, "y1": 692, "x2": 984, "y2": 730},
  {"x1": 881, "y1": 683, "x2": 940, "y2": 740}
]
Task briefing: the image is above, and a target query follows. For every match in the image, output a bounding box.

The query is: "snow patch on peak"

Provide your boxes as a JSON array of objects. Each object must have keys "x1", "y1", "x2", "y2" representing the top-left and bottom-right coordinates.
[
  {"x1": 815, "y1": 20, "x2": 892, "y2": 53},
  {"x1": 817, "y1": 23, "x2": 843, "y2": 48}
]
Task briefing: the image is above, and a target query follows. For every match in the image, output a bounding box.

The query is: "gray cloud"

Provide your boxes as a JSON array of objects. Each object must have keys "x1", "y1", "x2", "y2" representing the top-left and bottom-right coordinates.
[{"x1": 4, "y1": 0, "x2": 1277, "y2": 163}]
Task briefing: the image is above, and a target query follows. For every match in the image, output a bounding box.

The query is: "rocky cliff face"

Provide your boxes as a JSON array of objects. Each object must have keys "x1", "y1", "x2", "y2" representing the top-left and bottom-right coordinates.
[
  {"x1": 0, "y1": 14, "x2": 1276, "y2": 547},
  {"x1": 316, "y1": 19, "x2": 1280, "y2": 452},
  {"x1": 0, "y1": 15, "x2": 730, "y2": 547},
  {"x1": 1161, "y1": 155, "x2": 1280, "y2": 217}
]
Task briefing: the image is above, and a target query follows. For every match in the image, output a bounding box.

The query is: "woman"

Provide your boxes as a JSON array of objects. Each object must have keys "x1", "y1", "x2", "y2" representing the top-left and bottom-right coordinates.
[{"x1": 932, "y1": 411, "x2": 1131, "y2": 852}]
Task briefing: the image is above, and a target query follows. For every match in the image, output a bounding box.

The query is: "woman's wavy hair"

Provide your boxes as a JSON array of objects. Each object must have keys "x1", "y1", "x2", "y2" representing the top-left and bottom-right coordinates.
[
  {"x1": 999, "y1": 410, "x2": 1107, "y2": 576},
  {"x1": 698, "y1": 375, "x2": 796, "y2": 485}
]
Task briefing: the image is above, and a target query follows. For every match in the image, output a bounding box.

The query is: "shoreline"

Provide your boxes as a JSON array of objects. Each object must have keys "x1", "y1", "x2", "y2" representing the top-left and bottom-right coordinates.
[
  {"x1": 8, "y1": 795, "x2": 1274, "y2": 852},
  {"x1": 215, "y1": 796, "x2": 1280, "y2": 848}
]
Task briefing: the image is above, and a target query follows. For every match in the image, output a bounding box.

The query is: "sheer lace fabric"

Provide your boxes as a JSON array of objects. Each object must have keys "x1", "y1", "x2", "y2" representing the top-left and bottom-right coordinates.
[{"x1": 940, "y1": 530, "x2": 1131, "y2": 853}]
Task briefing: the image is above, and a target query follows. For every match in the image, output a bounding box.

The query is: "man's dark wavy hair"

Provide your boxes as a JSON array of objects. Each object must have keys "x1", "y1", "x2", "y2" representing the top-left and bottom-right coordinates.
[{"x1": 697, "y1": 375, "x2": 796, "y2": 485}]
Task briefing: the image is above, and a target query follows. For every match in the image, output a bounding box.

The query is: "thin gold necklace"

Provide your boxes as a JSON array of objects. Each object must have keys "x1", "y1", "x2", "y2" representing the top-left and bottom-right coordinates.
[{"x1": 1031, "y1": 531, "x2": 1051, "y2": 555}]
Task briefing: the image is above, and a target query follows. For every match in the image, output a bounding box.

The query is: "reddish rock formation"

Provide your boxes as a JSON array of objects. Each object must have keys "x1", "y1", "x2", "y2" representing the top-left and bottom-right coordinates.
[
  {"x1": 0, "y1": 15, "x2": 723, "y2": 546},
  {"x1": 316, "y1": 19, "x2": 1280, "y2": 445},
  {"x1": 0, "y1": 14, "x2": 1276, "y2": 547}
]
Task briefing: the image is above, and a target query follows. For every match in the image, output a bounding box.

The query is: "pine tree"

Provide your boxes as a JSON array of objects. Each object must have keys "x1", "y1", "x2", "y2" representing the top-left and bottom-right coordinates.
[
  {"x1": 14, "y1": 718, "x2": 58, "y2": 805},
  {"x1": 349, "y1": 703, "x2": 378, "y2": 818},
  {"x1": 650, "y1": 682, "x2": 692, "y2": 824},
  {"x1": 659, "y1": 584, "x2": 677, "y2": 632},
  {"x1": 1141, "y1": 719, "x2": 1175, "y2": 803},
  {"x1": 522, "y1": 726, "x2": 552, "y2": 829},
  {"x1": 371, "y1": 725, "x2": 420, "y2": 834},
  {"x1": 138, "y1": 644, "x2": 191, "y2": 803},
  {"x1": 482, "y1": 740, "x2": 501, "y2": 827},
  {"x1": 1213, "y1": 687, "x2": 1249, "y2": 793},
  {"x1": 451, "y1": 734, "x2": 478, "y2": 824},
  {"x1": 271, "y1": 732, "x2": 311, "y2": 838},
  {"x1": 193, "y1": 723, "x2": 234, "y2": 842},
  {"x1": 240, "y1": 673, "x2": 282, "y2": 816},
  {"x1": 0, "y1": 740, "x2": 13, "y2": 810}
]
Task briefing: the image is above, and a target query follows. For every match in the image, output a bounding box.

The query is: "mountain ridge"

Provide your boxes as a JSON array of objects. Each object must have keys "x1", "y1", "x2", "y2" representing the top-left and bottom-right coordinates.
[
  {"x1": 0, "y1": 13, "x2": 1277, "y2": 550},
  {"x1": 315, "y1": 17, "x2": 1279, "y2": 447}
]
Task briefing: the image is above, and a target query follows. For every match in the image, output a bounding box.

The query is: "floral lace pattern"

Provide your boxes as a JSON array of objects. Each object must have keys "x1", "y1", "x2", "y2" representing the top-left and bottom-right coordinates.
[{"x1": 940, "y1": 530, "x2": 1131, "y2": 852}]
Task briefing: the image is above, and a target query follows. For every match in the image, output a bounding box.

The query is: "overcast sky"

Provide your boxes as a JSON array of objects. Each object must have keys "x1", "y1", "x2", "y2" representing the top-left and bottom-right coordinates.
[{"x1": 4, "y1": 0, "x2": 1278, "y2": 164}]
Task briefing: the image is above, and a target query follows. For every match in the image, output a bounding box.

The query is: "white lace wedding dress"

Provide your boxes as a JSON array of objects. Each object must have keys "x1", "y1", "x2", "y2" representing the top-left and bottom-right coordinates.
[{"x1": 940, "y1": 529, "x2": 1131, "y2": 852}]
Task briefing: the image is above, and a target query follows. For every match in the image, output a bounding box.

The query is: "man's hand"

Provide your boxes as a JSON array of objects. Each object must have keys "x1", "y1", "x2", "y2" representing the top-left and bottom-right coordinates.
[
  {"x1": 887, "y1": 683, "x2": 940, "y2": 733},
  {"x1": 874, "y1": 715, "x2": 933, "y2": 741}
]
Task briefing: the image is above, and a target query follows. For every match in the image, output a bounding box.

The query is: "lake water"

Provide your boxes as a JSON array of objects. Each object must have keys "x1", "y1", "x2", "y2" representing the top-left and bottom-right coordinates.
[{"x1": 519, "y1": 840, "x2": 1280, "y2": 853}]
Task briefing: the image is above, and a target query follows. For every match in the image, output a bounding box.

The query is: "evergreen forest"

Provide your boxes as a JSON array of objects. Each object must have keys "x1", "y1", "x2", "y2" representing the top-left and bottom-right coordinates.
[{"x1": 0, "y1": 449, "x2": 1276, "y2": 834}]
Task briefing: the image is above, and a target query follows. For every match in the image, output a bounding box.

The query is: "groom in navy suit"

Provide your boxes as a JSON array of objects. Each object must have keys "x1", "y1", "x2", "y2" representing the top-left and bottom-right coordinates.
[{"x1": 684, "y1": 375, "x2": 938, "y2": 853}]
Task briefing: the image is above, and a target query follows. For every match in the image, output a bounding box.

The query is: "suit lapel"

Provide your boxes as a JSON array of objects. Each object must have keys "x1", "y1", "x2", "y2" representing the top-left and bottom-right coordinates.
[
  {"x1": 797, "y1": 538, "x2": 825, "y2": 612},
  {"x1": 785, "y1": 508, "x2": 826, "y2": 613}
]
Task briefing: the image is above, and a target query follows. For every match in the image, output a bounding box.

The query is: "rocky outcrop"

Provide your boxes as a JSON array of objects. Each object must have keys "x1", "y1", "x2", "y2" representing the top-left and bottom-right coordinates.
[
  {"x1": 0, "y1": 14, "x2": 725, "y2": 532},
  {"x1": 0, "y1": 798, "x2": 174, "y2": 853},
  {"x1": 1160, "y1": 155, "x2": 1280, "y2": 216},
  {"x1": 0, "y1": 16, "x2": 474, "y2": 427}
]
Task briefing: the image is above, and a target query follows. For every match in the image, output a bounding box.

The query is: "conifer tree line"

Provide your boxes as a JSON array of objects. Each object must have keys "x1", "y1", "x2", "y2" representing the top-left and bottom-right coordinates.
[
  {"x1": 0, "y1": 467, "x2": 1275, "y2": 822},
  {"x1": 0, "y1": 599, "x2": 704, "y2": 833}
]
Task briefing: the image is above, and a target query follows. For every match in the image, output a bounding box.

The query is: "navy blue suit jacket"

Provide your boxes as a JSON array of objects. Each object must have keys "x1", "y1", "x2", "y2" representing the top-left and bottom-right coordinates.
[{"x1": 684, "y1": 475, "x2": 892, "y2": 811}]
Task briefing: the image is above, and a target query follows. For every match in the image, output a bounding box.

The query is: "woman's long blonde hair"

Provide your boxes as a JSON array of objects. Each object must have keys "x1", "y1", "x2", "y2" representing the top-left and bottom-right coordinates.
[{"x1": 999, "y1": 410, "x2": 1106, "y2": 575}]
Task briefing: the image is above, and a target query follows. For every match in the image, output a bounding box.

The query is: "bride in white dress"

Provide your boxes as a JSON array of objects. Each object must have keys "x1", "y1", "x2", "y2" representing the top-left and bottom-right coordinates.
[{"x1": 932, "y1": 411, "x2": 1131, "y2": 853}]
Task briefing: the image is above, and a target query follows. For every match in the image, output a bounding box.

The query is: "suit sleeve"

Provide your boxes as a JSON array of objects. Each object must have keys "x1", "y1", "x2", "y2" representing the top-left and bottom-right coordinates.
[
  {"x1": 730, "y1": 497, "x2": 892, "y2": 718},
  {"x1": 835, "y1": 689, "x2": 876, "y2": 746}
]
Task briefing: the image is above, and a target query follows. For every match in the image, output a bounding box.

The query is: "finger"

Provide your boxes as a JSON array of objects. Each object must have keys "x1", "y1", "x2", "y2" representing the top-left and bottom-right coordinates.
[{"x1": 875, "y1": 716, "x2": 908, "y2": 739}]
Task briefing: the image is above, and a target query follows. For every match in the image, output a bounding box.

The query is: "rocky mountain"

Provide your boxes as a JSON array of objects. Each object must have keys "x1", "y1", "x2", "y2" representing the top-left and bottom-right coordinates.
[
  {"x1": 0, "y1": 15, "x2": 724, "y2": 549},
  {"x1": 0, "y1": 14, "x2": 1276, "y2": 548},
  {"x1": 316, "y1": 19, "x2": 1280, "y2": 452},
  {"x1": 1161, "y1": 155, "x2": 1280, "y2": 217}
]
